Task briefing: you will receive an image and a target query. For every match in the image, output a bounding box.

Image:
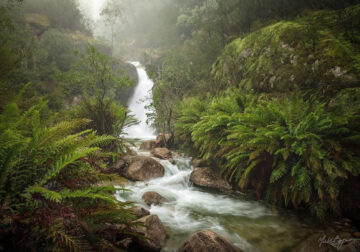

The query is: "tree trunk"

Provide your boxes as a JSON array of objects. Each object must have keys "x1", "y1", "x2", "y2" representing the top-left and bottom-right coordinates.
[
  {"x1": 111, "y1": 23, "x2": 114, "y2": 57},
  {"x1": 167, "y1": 108, "x2": 172, "y2": 133},
  {"x1": 99, "y1": 100, "x2": 106, "y2": 135}
]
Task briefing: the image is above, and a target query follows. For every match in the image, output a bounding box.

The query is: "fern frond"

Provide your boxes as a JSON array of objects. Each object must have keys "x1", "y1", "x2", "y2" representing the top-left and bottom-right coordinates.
[
  {"x1": 40, "y1": 147, "x2": 100, "y2": 186},
  {"x1": 25, "y1": 185, "x2": 62, "y2": 203}
]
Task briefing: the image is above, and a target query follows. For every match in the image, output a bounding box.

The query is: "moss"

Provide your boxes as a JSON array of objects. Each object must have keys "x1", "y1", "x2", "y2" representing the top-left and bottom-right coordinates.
[
  {"x1": 212, "y1": 5, "x2": 360, "y2": 95},
  {"x1": 25, "y1": 13, "x2": 50, "y2": 28}
]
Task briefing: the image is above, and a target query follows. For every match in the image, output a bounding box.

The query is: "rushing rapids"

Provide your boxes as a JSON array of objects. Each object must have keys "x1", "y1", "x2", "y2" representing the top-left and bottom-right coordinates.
[{"x1": 118, "y1": 62, "x2": 318, "y2": 251}]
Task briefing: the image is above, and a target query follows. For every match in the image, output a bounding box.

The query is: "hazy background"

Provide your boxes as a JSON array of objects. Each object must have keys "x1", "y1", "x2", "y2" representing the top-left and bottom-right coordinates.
[
  {"x1": 77, "y1": 0, "x2": 105, "y2": 22},
  {"x1": 76, "y1": 0, "x2": 179, "y2": 60}
]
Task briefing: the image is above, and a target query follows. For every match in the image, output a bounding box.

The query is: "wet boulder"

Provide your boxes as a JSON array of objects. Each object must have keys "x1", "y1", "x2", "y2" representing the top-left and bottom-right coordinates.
[
  {"x1": 104, "y1": 158, "x2": 126, "y2": 174},
  {"x1": 156, "y1": 133, "x2": 173, "y2": 148},
  {"x1": 341, "y1": 240, "x2": 360, "y2": 252},
  {"x1": 117, "y1": 238, "x2": 133, "y2": 250},
  {"x1": 142, "y1": 191, "x2": 169, "y2": 206},
  {"x1": 151, "y1": 148, "x2": 172, "y2": 160},
  {"x1": 353, "y1": 232, "x2": 360, "y2": 238},
  {"x1": 129, "y1": 206, "x2": 150, "y2": 219},
  {"x1": 190, "y1": 167, "x2": 232, "y2": 193},
  {"x1": 127, "y1": 148, "x2": 138, "y2": 156},
  {"x1": 100, "y1": 223, "x2": 129, "y2": 248},
  {"x1": 291, "y1": 232, "x2": 360, "y2": 252},
  {"x1": 291, "y1": 233, "x2": 339, "y2": 252},
  {"x1": 131, "y1": 215, "x2": 167, "y2": 252},
  {"x1": 140, "y1": 140, "x2": 157, "y2": 150},
  {"x1": 191, "y1": 158, "x2": 207, "y2": 168},
  {"x1": 123, "y1": 155, "x2": 165, "y2": 181},
  {"x1": 179, "y1": 230, "x2": 242, "y2": 252}
]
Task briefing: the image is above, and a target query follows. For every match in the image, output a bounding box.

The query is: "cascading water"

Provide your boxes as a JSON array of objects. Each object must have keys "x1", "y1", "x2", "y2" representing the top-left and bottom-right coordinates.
[
  {"x1": 124, "y1": 61, "x2": 155, "y2": 139},
  {"x1": 119, "y1": 62, "x2": 317, "y2": 251}
]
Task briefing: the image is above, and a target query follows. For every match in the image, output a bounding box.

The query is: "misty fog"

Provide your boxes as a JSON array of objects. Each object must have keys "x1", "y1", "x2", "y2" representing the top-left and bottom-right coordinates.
[{"x1": 1, "y1": 0, "x2": 360, "y2": 251}]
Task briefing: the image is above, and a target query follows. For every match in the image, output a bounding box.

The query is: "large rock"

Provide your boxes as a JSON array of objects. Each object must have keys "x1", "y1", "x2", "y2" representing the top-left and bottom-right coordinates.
[
  {"x1": 127, "y1": 148, "x2": 138, "y2": 156},
  {"x1": 140, "y1": 140, "x2": 157, "y2": 150},
  {"x1": 341, "y1": 240, "x2": 360, "y2": 252},
  {"x1": 290, "y1": 233, "x2": 360, "y2": 252},
  {"x1": 291, "y1": 233, "x2": 335, "y2": 252},
  {"x1": 168, "y1": 158, "x2": 176, "y2": 165},
  {"x1": 156, "y1": 133, "x2": 173, "y2": 148},
  {"x1": 123, "y1": 156, "x2": 165, "y2": 181},
  {"x1": 129, "y1": 206, "x2": 150, "y2": 219},
  {"x1": 212, "y1": 10, "x2": 360, "y2": 94},
  {"x1": 191, "y1": 158, "x2": 207, "y2": 168},
  {"x1": 100, "y1": 223, "x2": 131, "y2": 249},
  {"x1": 353, "y1": 232, "x2": 360, "y2": 238},
  {"x1": 131, "y1": 215, "x2": 167, "y2": 252},
  {"x1": 104, "y1": 158, "x2": 126, "y2": 174},
  {"x1": 179, "y1": 230, "x2": 242, "y2": 252},
  {"x1": 151, "y1": 148, "x2": 172, "y2": 160},
  {"x1": 190, "y1": 167, "x2": 232, "y2": 193},
  {"x1": 142, "y1": 191, "x2": 168, "y2": 206}
]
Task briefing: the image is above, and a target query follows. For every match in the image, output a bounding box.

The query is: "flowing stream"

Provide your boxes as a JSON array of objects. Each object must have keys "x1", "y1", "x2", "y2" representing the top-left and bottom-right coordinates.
[{"x1": 118, "y1": 62, "x2": 318, "y2": 251}]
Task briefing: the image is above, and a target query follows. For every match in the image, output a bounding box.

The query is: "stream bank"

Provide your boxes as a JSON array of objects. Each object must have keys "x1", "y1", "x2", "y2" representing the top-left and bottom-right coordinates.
[
  {"x1": 115, "y1": 143, "x2": 320, "y2": 252},
  {"x1": 117, "y1": 61, "x2": 360, "y2": 252}
]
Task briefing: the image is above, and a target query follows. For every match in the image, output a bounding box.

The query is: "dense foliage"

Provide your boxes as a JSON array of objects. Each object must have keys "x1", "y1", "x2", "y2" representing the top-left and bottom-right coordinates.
[
  {"x1": 138, "y1": 1, "x2": 360, "y2": 221},
  {"x1": 60, "y1": 45, "x2": 134, "y2": 135},
  {"x1": 212, "y1": 6, "x2": 360, "y2": 94},
  {"x1": 0, "y1": 100, "x2": 136, "y2": 251},
  {"x1": 175, "y1": 89, "x2": 360, "y2": 219},
  {"x1": 1, "y1": 1, "x2": 360, "y2": 251},
  {"x1": 0, "y1": 0, "x2": 112, "y2": 112},
  {"x1": 0, "y1": 1, "x2": 139, "y2": 251},
  {"x1": 23, "y1": 0, "x2": 91, "y2": 34}
]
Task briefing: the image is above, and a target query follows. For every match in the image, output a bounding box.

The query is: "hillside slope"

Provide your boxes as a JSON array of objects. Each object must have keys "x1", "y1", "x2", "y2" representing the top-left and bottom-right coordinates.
[
  {"x1": 173, "y1": 5, "x2": 360, "y2": 222},
  {"x1": 212, "y1": 5, "x2": 360, "y2": 95}
]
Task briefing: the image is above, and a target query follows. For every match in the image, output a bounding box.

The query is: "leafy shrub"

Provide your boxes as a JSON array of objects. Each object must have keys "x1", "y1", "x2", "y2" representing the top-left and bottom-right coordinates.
[
  {"x1": 176, "y1": 89, "x2": 360, "y2": 219},
  {"x1": 59, "y1": 45, "x2": 134, "y2": 135},
  {"x1": 71, "y1": 97, "x2": 138, "y2": 154},
  {"x1": 174, "y1": 97, "x2": 207, "y2": 152},
  {"x1": 0, "y1": 100, "x2": 135, "y2": 251}
]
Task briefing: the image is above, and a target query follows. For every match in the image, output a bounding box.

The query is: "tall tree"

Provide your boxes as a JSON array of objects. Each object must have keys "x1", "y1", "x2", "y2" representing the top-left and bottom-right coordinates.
[
  {"x1": 64, "y1": 45, "x2": 132, "y2": 135},
  {"x1": 101, "y1": 0, "x2": 124, "y2": 56}
]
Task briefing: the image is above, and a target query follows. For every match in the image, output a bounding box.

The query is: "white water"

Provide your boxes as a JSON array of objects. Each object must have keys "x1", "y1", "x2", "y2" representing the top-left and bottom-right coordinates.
[
  {"x1": 118, "y1": 63, "x2": 317, "y2": 251},
  {"x1": 124, "y1": 62, "x2": 155, "y2": 139}
]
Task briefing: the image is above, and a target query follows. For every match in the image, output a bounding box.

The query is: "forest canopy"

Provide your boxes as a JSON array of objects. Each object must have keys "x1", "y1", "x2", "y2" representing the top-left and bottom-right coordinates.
[{"x1": 1, "y1": 0, "x2": 360, "y2": 251}]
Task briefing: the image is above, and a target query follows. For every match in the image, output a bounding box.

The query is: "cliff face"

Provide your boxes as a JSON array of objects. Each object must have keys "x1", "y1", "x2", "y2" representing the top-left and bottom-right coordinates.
[{"x1": 212, "y1": 5, "x2": 360, "y2": 95}]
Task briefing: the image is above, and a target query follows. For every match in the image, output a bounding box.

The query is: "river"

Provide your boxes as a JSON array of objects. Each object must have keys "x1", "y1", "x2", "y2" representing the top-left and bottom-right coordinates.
[{"x1": 118, "y1": 62, "x2": 318, "y2": 251}]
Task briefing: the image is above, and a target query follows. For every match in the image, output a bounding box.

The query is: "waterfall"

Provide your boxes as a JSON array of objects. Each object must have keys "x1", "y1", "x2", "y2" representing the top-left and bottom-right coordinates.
[
  {"x1": 118, "y1": 62, "x2": 317, "y2": 252},
  {"x1": 124, "y1": 61, "x2": 155, "y2": 139}
]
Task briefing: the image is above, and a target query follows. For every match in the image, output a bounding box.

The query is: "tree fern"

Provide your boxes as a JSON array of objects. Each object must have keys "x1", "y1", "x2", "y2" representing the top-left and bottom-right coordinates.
[
  {"x1": 25, "y1": 185, "x2": 63, "y2": 203},
  {"x1": 0, "y1": 101, "x2": 136, "y2": 251},
  {"x1": 39, "y1": 147, "x2": 100, "y2": 186},
  {"x1": 175, "y1": 88, "x2": 360, "y2": 220}
]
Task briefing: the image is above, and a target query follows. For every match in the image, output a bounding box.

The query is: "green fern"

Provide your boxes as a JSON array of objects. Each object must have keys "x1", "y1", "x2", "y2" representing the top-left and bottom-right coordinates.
[
  {"x1": 0, "y1": 101, "x2": 136, "y2": 251},
  {"x1": 25, "y1": 185, "x2": 62, "y2": 203},
  {"x1": 39, "y1": 147, "x2": 100, "y2": 186},
  {"x1": 175, "y1": 88, "x2": 360, "y2": 220}
]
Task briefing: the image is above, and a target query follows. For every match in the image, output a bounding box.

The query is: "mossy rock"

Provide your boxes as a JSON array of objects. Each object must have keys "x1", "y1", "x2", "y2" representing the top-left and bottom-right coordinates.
[
  {"x1": 25, "y1": 13, "x2": 51, "y2": 28},
  {"x1": 212, "y1": 5, "x2": 360, "y2": 94},
  {"x1": 66, "y1": 32, "x2": 110, "y2": 54}
]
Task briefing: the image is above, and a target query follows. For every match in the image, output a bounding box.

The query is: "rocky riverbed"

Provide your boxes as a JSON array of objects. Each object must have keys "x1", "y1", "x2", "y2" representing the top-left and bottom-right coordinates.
[{"x1": 105, "y1": 139, "x2": 360, "y2": 252}]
